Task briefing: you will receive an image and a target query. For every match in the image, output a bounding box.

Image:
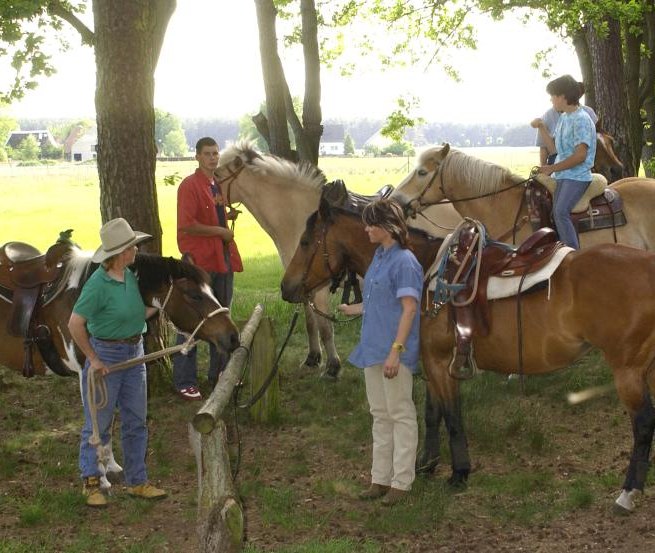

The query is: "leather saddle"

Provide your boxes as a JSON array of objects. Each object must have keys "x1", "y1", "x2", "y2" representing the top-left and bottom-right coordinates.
[
  {"x1": 321, "y1": 178, "x2": 394, "y2": 214},
  {"x1": 0, "y1": 239, "x2": 71, "y2": 377},
  {"x1": 528, "y1": 173, "x2": 626, "y2": 236},
  {"x1": 433, "y1": 221, "x2": 563, "y2": 379}
]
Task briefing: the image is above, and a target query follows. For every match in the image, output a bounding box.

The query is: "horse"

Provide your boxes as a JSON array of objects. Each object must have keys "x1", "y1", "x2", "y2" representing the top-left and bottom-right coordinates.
[
  {"x1": 1, "y1": 237, "x2": 240, "y2": 483},
  {"x1": 214, "y1": 141, "x2": 460, "y2": 377},
  {"x1": 281, "y1": 201, "x2": 655, "y2": 514},
  {"x1": 594, "y1": 128, "x2": 624, "y2": 183},
  {"x1": 390, "y1": 144, "x2": 655, "y2": 249}
]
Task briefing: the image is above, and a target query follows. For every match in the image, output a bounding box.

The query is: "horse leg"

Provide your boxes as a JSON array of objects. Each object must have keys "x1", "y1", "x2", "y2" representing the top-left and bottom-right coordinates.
[
  {"x1": 313, "y1": 287, "x2": 341, "y2": 380},
  {"x1": 416, "y1": 383, "x2": 442, "y2": 474},
  {"x1": 300, "y1": 302, "x2": 322, "y2": 370},
  {"x1": 613, "y1": 366, "x2": 655, "y2": 513}
]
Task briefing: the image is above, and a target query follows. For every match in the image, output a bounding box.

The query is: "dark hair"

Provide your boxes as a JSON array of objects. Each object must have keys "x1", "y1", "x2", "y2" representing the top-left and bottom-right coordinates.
[
  {"x1": 362, "y1": 199, "x2": 409, "y2": 248},
  {"x1": 195, "y1": 137, "x2": 218, "y2": 154},
  {"x1": 546, "y1": 75, "x2": 584, "y2": 106}
]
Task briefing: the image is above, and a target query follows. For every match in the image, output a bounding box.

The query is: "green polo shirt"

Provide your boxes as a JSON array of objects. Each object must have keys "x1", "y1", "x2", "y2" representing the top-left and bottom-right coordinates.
[{"x1": 73, "y1": 266, "x2": 147, "y2": 339}]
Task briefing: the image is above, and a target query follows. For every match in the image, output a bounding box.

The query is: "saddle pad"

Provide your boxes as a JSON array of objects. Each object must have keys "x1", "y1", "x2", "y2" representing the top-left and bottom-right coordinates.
[
  {"x1": 533, "y1": 173, "x2": 607, "y2": 213},
  {"x1": 487, "y1": 246, "x2": 574, "y2": 300}
]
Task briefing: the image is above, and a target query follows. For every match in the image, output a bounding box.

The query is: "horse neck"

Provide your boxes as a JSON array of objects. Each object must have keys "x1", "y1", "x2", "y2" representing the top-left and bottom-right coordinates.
[
  {"x1": 231, "y1": 171, "x2": 322, "y2": 265},
  {"x1": 333, "y1": 213, "x2": 376, "y2": 276}
]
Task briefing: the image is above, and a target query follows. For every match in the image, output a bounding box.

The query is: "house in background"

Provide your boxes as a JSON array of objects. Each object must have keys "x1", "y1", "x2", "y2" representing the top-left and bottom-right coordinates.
[
  {"x1": 318, "y1": 124, "x2": 345, "y2": 156},
  {"x1": 70, "y1": 125, "x2": 98, "y2": 162},
  {"x1": 5, "y1": 130, "x2": 58, "y2": 149},
  {"x1": 62, "y1": 124, "x2": 89, "y2": 161}
]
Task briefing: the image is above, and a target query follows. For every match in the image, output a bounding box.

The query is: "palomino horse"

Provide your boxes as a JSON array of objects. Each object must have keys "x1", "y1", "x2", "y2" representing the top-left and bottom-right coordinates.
[
  {"x1": 1, "y1": 237, "x2": 240, "y2": 480},
  {"x1": 214, "y1": 141, "x2": 460, "y2": 377},
  {"x1": 281, "y1": 202, "x2": 655, "y2": 514},
  {"x1": 391, "y1": 144, "x2": 655, "y2": 249}
]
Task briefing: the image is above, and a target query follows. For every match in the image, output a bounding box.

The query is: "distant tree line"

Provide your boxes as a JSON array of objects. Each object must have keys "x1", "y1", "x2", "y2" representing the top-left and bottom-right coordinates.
[{"x1": 4, "y1": 116, "x2": 539, "y2": 162}]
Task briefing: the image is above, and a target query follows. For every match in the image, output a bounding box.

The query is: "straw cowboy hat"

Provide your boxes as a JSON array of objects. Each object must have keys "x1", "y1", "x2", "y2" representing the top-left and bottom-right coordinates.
[{"x1": 92, "y1": 218, "x2": 151, "y2": 263}]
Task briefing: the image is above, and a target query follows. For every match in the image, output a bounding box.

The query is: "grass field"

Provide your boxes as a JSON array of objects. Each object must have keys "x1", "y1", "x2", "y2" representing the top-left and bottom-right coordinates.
[{"x1": 0, "y1": 147, "x2": 539, "y2": 258}]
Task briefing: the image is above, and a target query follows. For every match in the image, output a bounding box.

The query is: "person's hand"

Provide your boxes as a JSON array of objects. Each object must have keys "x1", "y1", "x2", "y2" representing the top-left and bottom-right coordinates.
[
  {"x1": 538, "y1": 164, "x2": 555, "y2": 176},
  {"x1": 89, "y1": 356, "x2": 108, "y2": 377},
  {"x1": 383, "y1": 350, "x2": 400, "y2": 379},
  {"x1": 216, "y1": 227, "x2": 234, "y2": 242},
  {"x1": 530, "y1": 118, "x2": 544, "y2": 129},
  {"x1": 338, "y1": 303, "x2": 357, "y2": 316}
]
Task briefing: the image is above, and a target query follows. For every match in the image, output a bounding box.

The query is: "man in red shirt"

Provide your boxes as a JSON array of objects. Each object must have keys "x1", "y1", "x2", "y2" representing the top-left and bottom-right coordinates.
[{"x1": 174, "y1": 137, "x2": 243, "y2": 400}]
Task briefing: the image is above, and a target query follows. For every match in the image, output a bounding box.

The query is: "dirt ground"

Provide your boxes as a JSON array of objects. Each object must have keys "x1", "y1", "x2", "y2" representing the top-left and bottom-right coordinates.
[{"x1": 1, "y1": 367, "x2": 655, "y2": 552}]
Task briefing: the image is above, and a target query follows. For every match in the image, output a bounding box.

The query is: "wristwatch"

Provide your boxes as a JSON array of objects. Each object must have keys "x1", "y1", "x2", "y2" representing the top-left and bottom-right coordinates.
[{"x1": 391, "y1": 342, "x2": 406, "y2": 352}]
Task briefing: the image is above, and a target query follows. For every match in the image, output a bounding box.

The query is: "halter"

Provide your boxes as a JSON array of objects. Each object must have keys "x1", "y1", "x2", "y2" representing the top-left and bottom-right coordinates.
[{"x1": 214, "y1": 162, "x2": 245, "y2": 209}]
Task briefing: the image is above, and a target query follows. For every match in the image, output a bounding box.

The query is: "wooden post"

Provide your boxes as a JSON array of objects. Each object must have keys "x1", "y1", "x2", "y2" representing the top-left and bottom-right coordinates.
[
  {"x1": 248, "y1": 316, "x2": 279, "y2": 423},
  {"x1": 193, "y1": 304, "x2": 264, "y2": 434},
  {"x1": 190, "y1": 423, "x2": 243, "y2": 553}
]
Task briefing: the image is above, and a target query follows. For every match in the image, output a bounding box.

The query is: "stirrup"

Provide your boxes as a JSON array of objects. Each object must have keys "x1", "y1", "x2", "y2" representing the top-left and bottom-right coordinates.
[{"x1": 448, "y1": 345, "x2": 478, "y2": 380}]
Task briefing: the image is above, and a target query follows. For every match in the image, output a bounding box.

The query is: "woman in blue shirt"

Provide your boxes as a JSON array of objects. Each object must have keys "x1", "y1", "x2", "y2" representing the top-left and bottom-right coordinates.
[
  {"x1": 531, "y1": 74, "x2": 597, "y2": 249},
  {"x1": 338, "y1": 199, "x2": 423, "y2": 506}
]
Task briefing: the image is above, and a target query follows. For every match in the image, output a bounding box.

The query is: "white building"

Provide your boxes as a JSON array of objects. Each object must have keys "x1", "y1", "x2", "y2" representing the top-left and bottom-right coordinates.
[
  {"x1": 319, "y1": 124, "x2": 345, "y2": 156},
  {"x1": 70, "y1": 126, "x2": 98, "y2": 162}
]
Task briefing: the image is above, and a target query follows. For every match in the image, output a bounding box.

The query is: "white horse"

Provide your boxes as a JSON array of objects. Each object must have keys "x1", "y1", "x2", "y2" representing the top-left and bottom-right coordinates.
[{"x1": 215, "y1": 142, "x2": 461, "y2": 377}]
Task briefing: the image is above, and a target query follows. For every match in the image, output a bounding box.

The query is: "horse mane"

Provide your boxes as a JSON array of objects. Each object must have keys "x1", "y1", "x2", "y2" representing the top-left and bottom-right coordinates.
[
  {"x1": 132, "y1": 253, "x2": 210, "y2": 292},
  {"x1": 438, "y1": 148, "x2": 523, "y2": 195},
  {"x1": 220, "y1": 140, "x2": 327, "y2": 191}
]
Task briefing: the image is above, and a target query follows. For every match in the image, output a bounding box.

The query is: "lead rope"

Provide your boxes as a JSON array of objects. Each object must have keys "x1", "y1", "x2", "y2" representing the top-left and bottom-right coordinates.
[{"x1": 86, "y1": 283, "x2": 228, "y2": 447}]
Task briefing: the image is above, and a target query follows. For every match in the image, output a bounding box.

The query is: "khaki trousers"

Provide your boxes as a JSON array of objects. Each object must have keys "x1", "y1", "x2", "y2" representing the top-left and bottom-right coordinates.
[{"x1": 364, "y1": 363, "x2": 418, "y2": 491}]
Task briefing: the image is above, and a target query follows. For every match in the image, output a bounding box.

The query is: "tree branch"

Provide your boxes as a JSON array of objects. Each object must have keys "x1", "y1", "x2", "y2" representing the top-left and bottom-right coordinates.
[{"x1": 47, "y1": 1, "x2": 94, "y2": 45}]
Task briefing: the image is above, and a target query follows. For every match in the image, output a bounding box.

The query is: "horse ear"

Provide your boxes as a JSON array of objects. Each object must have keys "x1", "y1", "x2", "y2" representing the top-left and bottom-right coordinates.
[
  {"x1": 318, "y1": 194, "x2": 333, "y2": 222},
  {"x1": 441, "y1": 143, "x2": 451, "y2": 158}
]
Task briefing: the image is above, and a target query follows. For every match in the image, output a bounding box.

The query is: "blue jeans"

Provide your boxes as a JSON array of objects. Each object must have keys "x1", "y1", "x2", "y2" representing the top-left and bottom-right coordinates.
[
  {"x1": 79, "y1": 337, "x2": 148, "y2": 486},
  {"x1": 553, "y1": 178, "x2": 590, "y2": 249},
  {"x1": 173, "y1": 270, "x2": 233, "y2": 390}
]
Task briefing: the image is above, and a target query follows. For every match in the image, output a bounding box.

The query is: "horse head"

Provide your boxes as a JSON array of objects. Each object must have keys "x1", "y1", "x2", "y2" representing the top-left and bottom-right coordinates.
[
  {"x1": 594, "y1": 131, "x2": 624, "y2": 183},
  {"x1": 391, "y1": 143, "x2": 451, "y2": 216},
  {"x1": 133, "y1": 255, "x2": 239, "y2": 354},
  {"x1": 281, "y1": 197, "x2": 368, "y2": 303}
]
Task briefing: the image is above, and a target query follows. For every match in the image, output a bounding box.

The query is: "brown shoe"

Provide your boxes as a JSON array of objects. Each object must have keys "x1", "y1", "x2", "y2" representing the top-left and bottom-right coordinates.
[
  {"x1": 83, "y1": 476, "x2": 108, "y2": 508},
  {"x1": 381, "y1": 487, "x2": 408, "y2": 506},
  {"x1": 127, "y1": 482, "x2": 167, "y2": 500},
  {"x1": 358, "y1": 483, "x2": 390, "y2": 500}
]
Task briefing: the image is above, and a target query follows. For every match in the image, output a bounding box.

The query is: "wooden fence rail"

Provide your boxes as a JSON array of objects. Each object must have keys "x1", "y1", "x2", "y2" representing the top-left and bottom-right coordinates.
[{"x1": 188, "y1": 304, "x2": 271, "y2": 553}]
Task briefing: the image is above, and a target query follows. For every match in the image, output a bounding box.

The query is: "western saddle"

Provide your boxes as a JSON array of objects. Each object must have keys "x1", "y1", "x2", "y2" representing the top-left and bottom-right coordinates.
[
  {"x1": 0, "y1": 238, "x2": 71, "y2": 377},
  {"x1": 429, "y1": 219, "x2": 563, "y2": 379}
]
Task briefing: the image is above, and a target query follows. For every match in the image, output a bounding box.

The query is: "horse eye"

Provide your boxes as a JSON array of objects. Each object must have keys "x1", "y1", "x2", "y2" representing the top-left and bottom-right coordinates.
[
  {"x1": 184, "y1": 290, "x2": 203, "y2": 302},
  {"x1": 300, "y1": 238, "x2": 309, "y2": 247},
  {"x1": 418, "y1": 168, "x2": 428, "y2": 177}
]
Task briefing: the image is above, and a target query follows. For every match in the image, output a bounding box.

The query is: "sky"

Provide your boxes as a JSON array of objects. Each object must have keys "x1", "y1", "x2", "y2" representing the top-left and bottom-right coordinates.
[{"x1": 4, "y1": 1, "x2": 581, "y2": 125}]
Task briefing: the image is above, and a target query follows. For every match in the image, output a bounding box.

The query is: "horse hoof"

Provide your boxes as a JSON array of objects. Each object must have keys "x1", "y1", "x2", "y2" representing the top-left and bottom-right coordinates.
[
  {"x1": 416, "y1": 455, "x2": 439, "y2": 475},
  {"x1": 319, "y1": 369, "x2": 339, "y2": 381},
  {"x1": 447, "y1": 471, "x2": 469, "y2": 492},
  {"x1": 613, "y1": 489, "x2": 641, "y2": 515},
  {"x1": 301, "y1": 353, "x2": 321, "y2": 370}
]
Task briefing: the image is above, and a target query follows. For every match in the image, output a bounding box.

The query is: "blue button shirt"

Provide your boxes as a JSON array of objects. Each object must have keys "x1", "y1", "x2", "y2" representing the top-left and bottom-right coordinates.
[{"x1": 348, "y1": 243, "x2": 424, "y2": 373}]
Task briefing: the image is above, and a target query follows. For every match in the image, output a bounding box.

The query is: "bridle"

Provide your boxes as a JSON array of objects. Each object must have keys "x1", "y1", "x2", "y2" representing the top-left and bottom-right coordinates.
[{"x1": 214, "y1": 161, "x2": 246, "y2": 223}]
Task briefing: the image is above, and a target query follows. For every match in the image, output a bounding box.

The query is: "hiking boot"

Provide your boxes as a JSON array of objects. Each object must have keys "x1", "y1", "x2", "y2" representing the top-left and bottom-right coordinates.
[
  {"x1": 83, "y1": 476, "x2": 108, "y2": 508},
  {"x1": 127, "y1": 482, "x2": 168, "y2": 500},
  {"x1": 381, "y1": 487, "x2": 408, "y2": 506},
  {"x1": 358, "y1": 483, "x2": 389, "y2": 500}
]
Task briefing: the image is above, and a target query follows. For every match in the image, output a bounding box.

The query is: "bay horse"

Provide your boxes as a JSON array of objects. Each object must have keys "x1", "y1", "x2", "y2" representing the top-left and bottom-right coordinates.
[
  {"x1": 594, "y1": 128, "x2": 624, "y2": 183},
  {"x1": 214, "y1": 141, "x2": 460, "y2": 377},
  {"x1": 281, "y1": 200, "x2": 655, "y2": 514},
  {"x1": 1, "y1": 237, "x2": 240, "y2": 481},
  {"x1": 390, "y1": 144, "x2": 654, "y2": 249}
]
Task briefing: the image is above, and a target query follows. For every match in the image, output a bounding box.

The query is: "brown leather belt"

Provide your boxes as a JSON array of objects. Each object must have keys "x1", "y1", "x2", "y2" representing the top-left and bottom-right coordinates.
[{"x1": 96, "y1": 334, "x2": 142, "y2": 345}]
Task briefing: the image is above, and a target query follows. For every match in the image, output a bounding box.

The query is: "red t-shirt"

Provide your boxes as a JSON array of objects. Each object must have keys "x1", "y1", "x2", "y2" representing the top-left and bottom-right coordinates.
[{"x1": 177, "y1": 169, "x2": 243, "y2": 273}]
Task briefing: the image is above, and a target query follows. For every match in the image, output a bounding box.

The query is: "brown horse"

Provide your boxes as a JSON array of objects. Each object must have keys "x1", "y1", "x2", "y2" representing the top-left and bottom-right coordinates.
[
  {"x1": 594, "y1": 129, "x2": 624, "y2": 182},
  {"x1": 1, "y1": 238, "x2": 240, "y2": 483},
  {"x1": 281, "y1": 200, "x2": 655, "y2": 514},
  {"x1": 391, "y1": 144, "x2": 654, "y2": 249}
]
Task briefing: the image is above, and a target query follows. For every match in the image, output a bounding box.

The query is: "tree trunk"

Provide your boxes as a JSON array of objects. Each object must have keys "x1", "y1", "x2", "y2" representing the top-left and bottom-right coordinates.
[
  {"x1": 572, "y1": 29, "x2": 595, "y2": 110},
  {"x1": 586, "y1": 19, "x2": 637, "y2": 177},
  {"x1": 253, "y1": 0, "x2": 293, "y2": 160},
  {"x1": 92, "y1": 0, "x2": 175, "y2": 254},
  {"x1": 298, "y1": 0, "x2": 323, "y2": 164},
  {"x1": 640, "y1": 11, "x2": 655, "y2": 177}
]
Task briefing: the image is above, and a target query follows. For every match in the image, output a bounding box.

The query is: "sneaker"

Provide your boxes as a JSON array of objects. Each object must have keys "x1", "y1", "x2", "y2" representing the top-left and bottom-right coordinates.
[
  {"x1": 177, "y1": 386, "x2": 202, "y2": 401},
  {"x1": 127, "y1": 482, "x2": 168, "y2": 500},
  {"x1": 358, "y1": 483, "x2": 390, "y2": 500},
  {"x1": 83, "y1": 476, "x2": 108, "y2": 508},
  {"x1": 381, "y1": 487, "x2": 408, "y2": 506}
]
